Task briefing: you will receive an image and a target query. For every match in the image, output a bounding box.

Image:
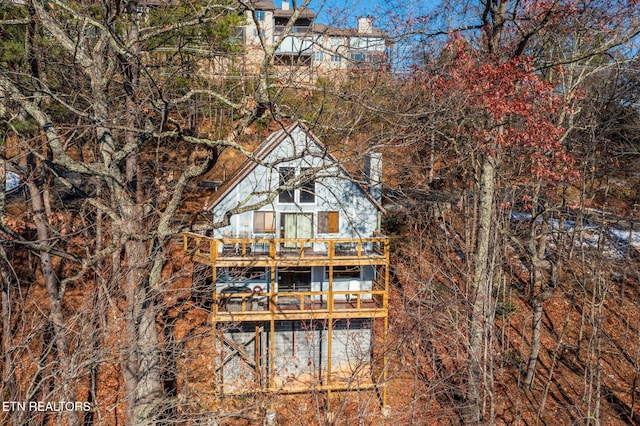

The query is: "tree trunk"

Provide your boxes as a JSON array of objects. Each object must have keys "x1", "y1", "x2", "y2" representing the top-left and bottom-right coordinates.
[
  {"x1": 25, "y1": 176, "x2": 80, "y2": 426},
  {"x1": 121, "y1": 15, "x2": 162, "y2": 423},
  {"x1": 523, "y1": 196, "x2": 554, "y2": 388},
  {"x1": 524, "y1": 290, "x2": 552, "y2": 387},
  {"x1": 125, "y1": 18, "x2": 142, "y2": 204},
  {"x1": 120, "y1": 201, "x2": 162, "y2": 425},
  {"x1": 0, "y1": 245, "x2": 18, "y2": 426},
  {"x1": 0, "y1": 102, "x2": 14, "y2": 425},
  {"x1": 465, "y1": 155, "x2": 496, "y2": 424}
]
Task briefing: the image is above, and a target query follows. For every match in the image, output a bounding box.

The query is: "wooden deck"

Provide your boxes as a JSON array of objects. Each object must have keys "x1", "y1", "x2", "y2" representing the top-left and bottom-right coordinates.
[
  {"x1": 182, "y1": 232, "x2": 390, "y2": 267},
  {"x1": 213, "y1": 291, "x2": 387, "y2": 321},
  {"x1": 182, "y1": 231, "x2": 391, "y2": 402}
]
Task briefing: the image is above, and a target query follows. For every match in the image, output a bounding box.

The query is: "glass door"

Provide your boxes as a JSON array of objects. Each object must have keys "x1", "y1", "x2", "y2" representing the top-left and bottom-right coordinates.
[{"x1": 281, "y1": 213, "x2": 313, "y2": 248}]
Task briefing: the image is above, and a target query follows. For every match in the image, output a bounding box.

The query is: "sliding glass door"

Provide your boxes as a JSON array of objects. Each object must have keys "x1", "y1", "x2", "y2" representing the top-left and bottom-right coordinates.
[{"x1": 282, "y1": 213, "x2": 313, "y2": 248}]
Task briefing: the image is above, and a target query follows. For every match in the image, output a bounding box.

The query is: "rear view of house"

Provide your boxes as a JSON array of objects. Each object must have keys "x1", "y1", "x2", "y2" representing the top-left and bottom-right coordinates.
[{"x1": 183, "y1": 122, "x2": 389, "y2": 401}]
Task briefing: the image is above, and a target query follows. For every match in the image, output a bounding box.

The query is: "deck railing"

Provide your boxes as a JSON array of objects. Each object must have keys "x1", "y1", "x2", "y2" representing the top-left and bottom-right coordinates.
[
  {"x1": 204, "y1": 270, "x2": 388, "y2": 320},
  {"x1": 274, "y1": 25, "x2": 312, "y2": 35},
  {"x1": 182, "y1": 232, "x2": 389, "y2": 265},
  {"x1": 212, "y1": 288, "x2": 386, "y2": 316}
]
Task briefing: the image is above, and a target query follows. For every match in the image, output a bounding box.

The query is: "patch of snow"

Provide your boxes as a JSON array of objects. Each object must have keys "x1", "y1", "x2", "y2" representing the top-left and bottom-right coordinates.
[
  {"x1": 5, "y1": 171, "x2": 20, "y2": 192},
  {"x1": 510, "y1": 211, "x2": 532, "y2": 221},
  {"x1": 511, "y1": 209, "x2": 638, "y2": 260},
  {"x1": 609, "y1": 228, "x2": 640, "y2": 251},
  {"x1": 569, "y1": 229, "x2": 626, "y2": 259},
  {"x1": 584, "y1": 207, "x2": 607, "y2": 215}
]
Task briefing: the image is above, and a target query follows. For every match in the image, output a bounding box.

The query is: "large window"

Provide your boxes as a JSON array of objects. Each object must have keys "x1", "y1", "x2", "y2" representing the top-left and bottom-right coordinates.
[
  {"x1": 278, "y1": 167, "x2": 316, "y2": 204},
  {"x1": 253, "y1": 211, "x2": 275, "y2": 233},
  {"x1": 300, "y1": 168, "x2": 315, "y2": 203},
  {"x1": 220, "y1": 267, "x2": 267, "y2": 282},
  {"x1": 278, "y1": 167, "x2": 295, "y2": 203},
  {"x1": 278, "y1": 267, "x2": 311, "y2": 292},
  {"x1": 326, "y1": 266, "x2": 361, "y2": 279},
  {"x1": 318, "y1": 211, "x2": 339, "y2": 234}
]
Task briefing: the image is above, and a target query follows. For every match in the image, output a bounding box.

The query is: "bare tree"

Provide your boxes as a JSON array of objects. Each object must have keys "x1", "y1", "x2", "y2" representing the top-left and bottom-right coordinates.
[{"x1": 0, "y1": 0, "x2": 318, "y2": 424}]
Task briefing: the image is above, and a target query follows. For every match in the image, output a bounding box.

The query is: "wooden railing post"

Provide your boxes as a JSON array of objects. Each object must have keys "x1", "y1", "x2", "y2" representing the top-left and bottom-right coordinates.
[
  {"x1": 212, "y1": 266, "x2": 218, "y2": 316},
  {"x1": 210, "y1": 239, "x2": 218, "y2": 263},
  {"x1": 270, "y1": 239, "x2": 276, "y2": 259}
]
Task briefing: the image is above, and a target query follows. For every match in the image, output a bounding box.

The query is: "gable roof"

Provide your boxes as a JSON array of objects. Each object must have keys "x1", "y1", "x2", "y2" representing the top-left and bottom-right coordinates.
[
  {"x1": 312, "y1": 24, "x2": 386, "y2": 38},
  {"x1": 204, "y1": 122, "x2": 385, "y2": 213},
  {"x1": 252, "y1": 1, "x2": 276, "y2": 11}
]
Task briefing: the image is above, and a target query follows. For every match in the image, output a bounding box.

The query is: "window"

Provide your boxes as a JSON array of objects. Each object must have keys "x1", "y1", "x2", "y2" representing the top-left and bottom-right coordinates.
[
  {"x1": 278, "y1": 167, "x2": 317, "y2": 204},
  {"x1": 217, "y1": 267, "x2": 267, "y2": 282},
  {"x1": 318, "y1": 211, "x2": 339, "y2": 234},
  {"x1": 300, "y1": 168, "x2": 315, "y2": 203},
  {"x1": 228, "y1": 267, "x2": 267, "y2": 282},
  {"x1": 278, "y1": 267, "x2": 311, "y2": 292},
  {"x1": 255, "y1": 11, "x2": 265, "y2": 21},
  {"x1": 253, "y1": 211, "x2": 275, "y2": 233},
  {"x1": 350, "y1": 52, "x2": 367, "y2": 62},
  {"x1": 278, "y1": 167, "x2": 295, "y2": 203},
  {"x1": 230, "y1": 27, "x2": 244, "y2": 43},
  {"x1": 331, "y1": 55, "x2": 342, "y2": 62},
  {"x1": 313, "y1": 51, "x2": 324, "y2": 61},
  {"x1": 326, "y1": 266, "x2": 361, "y2": 279}
]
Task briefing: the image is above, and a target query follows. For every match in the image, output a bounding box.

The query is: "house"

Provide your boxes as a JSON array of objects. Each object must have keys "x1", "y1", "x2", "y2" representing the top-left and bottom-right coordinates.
[
  {"x1": 183, "y1": 122, "x2": 389, "y2": 400},
  {"x1": 240, "y1": 0, "x2": 389, "y2": 81}
]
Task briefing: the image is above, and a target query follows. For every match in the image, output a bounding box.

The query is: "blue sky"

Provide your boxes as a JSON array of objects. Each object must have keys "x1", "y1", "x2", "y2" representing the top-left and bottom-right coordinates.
[
  {"x1": 307, "y1": 0, "x2": 380, "y2": 20},
  {"x1": 296, "y1": 0, "x2": 442, "y2": 69},
  {"x1": 291, "y1": 0, "x2": 438, "y2": 26}
]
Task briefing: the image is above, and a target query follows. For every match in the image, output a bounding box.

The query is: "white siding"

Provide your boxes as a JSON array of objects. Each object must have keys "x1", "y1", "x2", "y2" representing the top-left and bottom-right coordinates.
[
  {"x1": 214, "y1": 127, "x2": 378, "y2": 238},
  {"x1": 212, "y1": 125, "x2": 379, "y2": 239}
]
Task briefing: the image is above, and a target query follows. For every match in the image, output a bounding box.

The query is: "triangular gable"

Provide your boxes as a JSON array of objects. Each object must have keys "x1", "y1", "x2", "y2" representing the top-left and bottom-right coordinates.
[{"x1": 204, "y1": 122, "x2": 385, "y2": 213}]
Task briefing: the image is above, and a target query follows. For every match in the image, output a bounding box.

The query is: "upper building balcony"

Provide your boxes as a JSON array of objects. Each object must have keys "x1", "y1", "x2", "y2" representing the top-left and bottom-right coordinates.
[
  {"x1": 183, "y1": 232, "x2": 389, "y2": 268},
  {"x1": 184, "y1": 233, "x2": 389, "y2": 322},
  {"x1": 274, "y1": 24, "x2": 312, "y2": 35}
]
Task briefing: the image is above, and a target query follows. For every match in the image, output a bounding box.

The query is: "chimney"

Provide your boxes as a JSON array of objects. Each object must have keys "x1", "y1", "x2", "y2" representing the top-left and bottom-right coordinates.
[
  {"x1": 364, "y1": 152, "x2": 382, "y2": 202},
  {"x1": 282, "y1": 0, "x2": 289, "y2": 10},
  {"x1": 358, "y1": 16, "x2": 373, "y2": 34}
]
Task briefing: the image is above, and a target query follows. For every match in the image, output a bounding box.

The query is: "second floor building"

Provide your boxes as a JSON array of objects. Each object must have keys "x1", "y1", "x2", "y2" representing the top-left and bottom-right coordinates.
[{"x1": 240, "y1": 0, "x2": 389, "y2": 80}]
